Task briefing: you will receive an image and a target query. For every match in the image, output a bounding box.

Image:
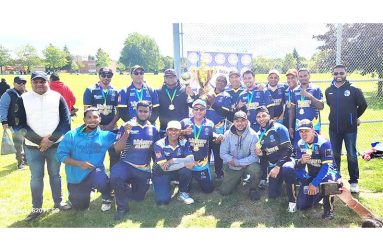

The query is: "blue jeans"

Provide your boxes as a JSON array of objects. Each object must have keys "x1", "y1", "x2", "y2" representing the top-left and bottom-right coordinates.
[
  {"x1": 24, "y1": 145, "x2": 62, "y2": 209},
  {"x1": 329, "y1": 130, "x2": 359, "y2": 184}
]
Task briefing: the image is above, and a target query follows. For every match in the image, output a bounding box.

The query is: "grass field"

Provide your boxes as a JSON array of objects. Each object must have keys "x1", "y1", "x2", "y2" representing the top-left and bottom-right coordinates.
[{"x1": 0, "y1": 73, "x2": 382, "y2": 228}]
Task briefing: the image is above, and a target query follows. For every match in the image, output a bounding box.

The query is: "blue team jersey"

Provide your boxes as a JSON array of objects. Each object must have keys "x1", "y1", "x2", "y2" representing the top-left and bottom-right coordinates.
[
  {"x1": 117, "y1": 119, "x2": 160, "y2": 172},
  {"x1": 118, "y1": 83, "x2": 160, "y2": 121},
  {"x1": 291, "y1": 83, "x2": 323, "y2": 131},
  {"x1": 56, "y1": 125, "x2": 117, "y2": 184},
  {"x1": 267, "y1": 83, "x2": 287, "y2": 118},
  {"x1": 154, "y1": 137, "x2": 194, "y2": 165},
  {"x1": 226, "y1": 87, "x2": 244, "y2": 110},
  {"x1": 206, "y1": 91, "x2": 231, "y2": 134},
  {"x1": 180, "y1": 117, "x2": 214, "y2": 171},
  {"x1": 258, "y1": 122, "x2": 291, "y2": 165},
  {"x1": 83, "y1": 83, "x2": 119, "y2": 125},
  {"x1": 238, "y1": 88, "x2": 274, "y2": 124},
  {"x1": 295, "y1": 134, "x2": 340, "y2": 186}
]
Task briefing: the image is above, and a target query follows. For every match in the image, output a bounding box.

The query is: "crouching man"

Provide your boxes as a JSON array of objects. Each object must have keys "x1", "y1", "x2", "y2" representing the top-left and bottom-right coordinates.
[
  {"x1": 219, "y1": 111, "x2": 261, "y2": 200},
  {"x1": 56, "y1": 107, "x2": 116, "y2": 211},
  {"x1": 152, "y1": 121, "x2": 195, "y2": 205}
]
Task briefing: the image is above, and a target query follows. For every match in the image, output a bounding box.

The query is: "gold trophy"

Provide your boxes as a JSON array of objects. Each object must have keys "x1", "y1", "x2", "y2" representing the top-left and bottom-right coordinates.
[
  {"x1": 180, "y1": 71, "x2": 194, "y2": 103},
  {"x1": 196, "y1": 54, "x2": 214, "y2": 101}
]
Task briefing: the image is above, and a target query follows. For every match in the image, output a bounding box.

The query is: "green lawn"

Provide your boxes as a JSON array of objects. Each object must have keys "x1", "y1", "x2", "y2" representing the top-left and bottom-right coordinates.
[{"x1": 0, "y1": 73, "x2": 382, "y2": 228}]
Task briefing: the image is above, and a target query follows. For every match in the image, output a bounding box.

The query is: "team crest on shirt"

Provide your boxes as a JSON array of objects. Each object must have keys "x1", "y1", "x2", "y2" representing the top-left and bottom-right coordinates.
[
  {"x1": 205, "y1": 128, "x2": 210, "y2": 135},
  {"x1": 344, "y1": 90, "x2": 350, "y2": 96},
  {"x1": 325, "y1": 149, "x2": 333, "y2": 157},
  {"x1": 269, "y1": 135, "x2": 275, "y2": 142},
  {"x1": 155, "y1": 152, "x2": 162, "y2": 158},
  {"x1": 255, "y1": 93, "x2": 261, "y2": 98}
]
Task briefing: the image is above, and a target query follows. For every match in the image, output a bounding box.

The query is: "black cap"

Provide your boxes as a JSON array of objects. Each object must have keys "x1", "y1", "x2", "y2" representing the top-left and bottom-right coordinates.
[
  {"x1": 14, "y1": 76, "x2": 27, "y2": 84},
  {"x1": 131, "y1": 65, "x2": 144, "y2": 74},
  {"x1": 255, "y1": 106, "x2": 270, "y2": 115},
  {"x1": 31, "y1": 71, "x2": 48, "y2": 81},
  {"x1": 49, "y1": 72, "x2": 60, "y2": 81},
  {"x1": 297, "y1": 119, "x2": 313, "y2": 131},
  {"x1": 98, "y1": 68, "x2": 113, "y2": 74}
]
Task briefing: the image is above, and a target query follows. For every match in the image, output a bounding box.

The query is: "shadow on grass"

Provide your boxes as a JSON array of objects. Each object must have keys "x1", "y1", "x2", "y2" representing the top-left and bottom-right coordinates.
[{"x1": 0, "y1": 163, "x2": 19, "y2": 178}]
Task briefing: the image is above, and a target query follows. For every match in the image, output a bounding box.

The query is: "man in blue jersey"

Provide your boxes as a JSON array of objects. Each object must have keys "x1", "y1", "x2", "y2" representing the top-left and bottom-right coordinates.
[
  {"x1": 226, "y1": 70, "x2": 244, "y2": 122},
  {"x1": 236, "y1": 70, "x2": 274, "y2": 131},
  {"x1": 290, "y1": 68, "x2": 324, "y2": 148},
  {"x1": 111, "y1": 101, "x2": 160, "y2": 220},
  {"x1": 56, "y1": 107, "x2": 116, "y2": 211},
  {"x1": 83, "y1": 68, "x2": 120, "y2": 169},
  {"x1": 295, "y1": 119, "x2": 341, "y2": 219},
  {"x1": 283, "y1": 69, "x2": 299, "y2": 140},
  {"x1": 157, "y1": 69, "x2": 193, "y2": 138},
  {"x1": 117, "y1": 65, "x2": 159, "y2": 125},
  {"x1": 206, "y1": 74, "x2": 231, "y2": 179},
  {"x1": 266, "y1": 69, "x2": 287, "y2": 124},
  {"x1": 152, "y1": 121, "x2": 195, "y2": 205},
  {"x1": 180, "y1": 99, "x2": 219, "y2": 193},
  {"x1": 255, "y1": 106, "x2": 297, "y2": 212}
]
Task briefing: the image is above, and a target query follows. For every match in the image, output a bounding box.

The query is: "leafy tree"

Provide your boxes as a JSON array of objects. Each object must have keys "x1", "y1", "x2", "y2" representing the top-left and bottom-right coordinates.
[
  {"x1": 119, "y1": 32, "x2": 162, "y2": 72},
  {"x1": 117, "y1": 62, "x2": 126, "y2": 73},
  {"x1": 160, "y1": 56, "x2": 174, "y2": 71},
  {"x1": 0, "y1": 45, "x2": 12, "y2": 74},
  {"x1": 62, "y1": 45, "x2": 74, "y2": 72},
  {"x1": 96, "y1": 48, "x2": 110, "y2": 68},
  {"x1": 281, "y1": 53, "x2": 297, "y2": 73},
  {"x1": 15, "y1": 44, "x2": 41, "y2": 74},
  {"x1": 71, "y1": 61, "x2": 79, "y2": 73},
  {"x1": 292, "y1": 48, "x2": 301, "y2": 69},
  {"x1": 252, "y1": 56, "x2": 282, "y2": 74},
  {"x1": 43, "y1": 44, "x2": 68, "y2": 72},
  {"x1": 315, "y1": 23, "x2": 383, "y2": 96}
]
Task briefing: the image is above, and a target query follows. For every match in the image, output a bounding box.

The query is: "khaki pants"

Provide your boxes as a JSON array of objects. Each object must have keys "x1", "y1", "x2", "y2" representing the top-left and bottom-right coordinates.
[{"x1": 219, "y1": 162, "x2": 261, "y2": 196}]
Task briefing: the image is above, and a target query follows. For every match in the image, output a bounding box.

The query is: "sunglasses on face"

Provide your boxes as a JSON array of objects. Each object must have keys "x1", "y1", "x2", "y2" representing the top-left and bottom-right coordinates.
[
  {"x1": 16, "y1": 81, "x2": 27, "y2": 85},
  {"x1": 333, "y1": 72, "x2": 345, "y2": 76},
  {"x1": 133, "y1": 71, "x2": 144, "y2": 76},
  {"x1": 193, "y1": 108, "x2": 206, "y2": 112},
  {"x1": 100, "y1": 73, "x2": 113, "y2": 78}
]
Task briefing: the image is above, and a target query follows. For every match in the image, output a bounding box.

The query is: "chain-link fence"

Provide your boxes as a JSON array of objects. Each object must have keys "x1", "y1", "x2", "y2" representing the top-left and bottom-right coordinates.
[{"x1": 178, "y1": 23, "x2": 383, "y2": 152}]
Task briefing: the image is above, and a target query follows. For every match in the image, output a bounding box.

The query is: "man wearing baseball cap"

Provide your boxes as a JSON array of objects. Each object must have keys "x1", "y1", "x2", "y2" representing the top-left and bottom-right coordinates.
[
  {"x1": 0, "y1": 76, "x2": 28, "y2": 169},
  {"x1": 118, "y1": 65, "x2": 159, "y2": 124},
  {"x1": 266, "y1": 69, "x2": 287, "y2": 124},
  {"x1": 284, "y1": 69, "x2": 299, "y2": 139},
  {"x1": 180, "y1": 99, "x2": 216, "y2": 193},
  {"x1": 17, "y1": 71, "x2": 71, "y2": 221},
  {"x1": 294, "y1": 119, "x2": 341, "y2": 219},
  {"x1": 219, "y1": 111, "x2": 261, "y2": 200},
  {"x1": 152, "y1": 120, "x2": 195, "y2": 205},
  {"x1": 226, "y1": 70, "x2": 244, "y2": 122},
  {"x1": 156, "y1": 68, "x2": 192, "y2": 137}
]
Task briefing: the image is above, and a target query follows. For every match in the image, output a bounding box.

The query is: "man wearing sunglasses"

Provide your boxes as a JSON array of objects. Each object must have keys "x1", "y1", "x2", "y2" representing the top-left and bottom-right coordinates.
[
  {"x1": 83, "y1": 68, "x2": 120, "y2": 170},
  {"x1": 0, "y1": 76, "x2": 28, "y2": 169},
  {"x1": 325, "y1": 64, "x2": 367, "y2": 193},
  {"x1": 118, "y1": 65, "x2": 159, "y2": 125}
]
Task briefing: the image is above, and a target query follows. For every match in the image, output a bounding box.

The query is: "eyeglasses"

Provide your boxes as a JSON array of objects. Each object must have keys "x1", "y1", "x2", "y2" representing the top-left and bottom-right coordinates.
[
  {"x1": 333, "y1": 72, "x2": 345, "y2": 76},
  {"x1": 133, "y1": 71, "x2": 144, "y2": 75},
  {"x1": 16, "y1": 81, "x2": 27, "y2": 85},
  {"x1": 193, "y1": 108, "x2": 206, "y2": 112},
  {"x1": 100, "y1": 73, "x2": 113, "y2": 78}
]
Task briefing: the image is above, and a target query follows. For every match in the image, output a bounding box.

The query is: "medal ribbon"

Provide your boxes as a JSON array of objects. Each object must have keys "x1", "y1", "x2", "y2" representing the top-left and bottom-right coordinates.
[
  {"x1": 135, "y1": 87, "x2": 144, "y2": 101},
  {"x1": 193, "y1": 123, "x2": 204, "y2": 146},
  {"x1": 100, "y1": 86, "x2": 110, "y2": 105},
  {"x1": 257, "y1": 126, "x2": 272, "y2": 147},
  {"x1": 247, "y1": 90, "x2": 255, "y2": 106},
  {"x1": 165, "y1": 87, "x2": 177, "y2": 104},
  {"x1": 300, "y1": 89, "x2": 305, "y2": 108},
  {"x1": 305, "y1": 143, "x2": 312, "y2": 154}
]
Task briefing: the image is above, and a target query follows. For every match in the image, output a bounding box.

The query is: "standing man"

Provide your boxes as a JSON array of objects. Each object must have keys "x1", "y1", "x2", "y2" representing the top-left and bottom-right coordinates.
[
  {"x1": 254, "y1": 106, "x2": 297, "y2": 212},
  {"x1": 0, "y1": 78, "x2": 10, "y2": 97},
  {"x1": 295, "y1": 119, "x2": 341, "y2": 219},
  {"x1": 219, "y1": 111, "x2": 261, "y2": 200},
  {"x1": 157, "y1": 69, "x2": 192, "y2": 137},
  {"x1": 266, "y1": 69, "x2": 287, "y2": 124},
  {"x1": 226, "y1": 70, "x2": 244, "y2": 122},
  {"x1": 206, "y1": 74, "x2": 231, "y2": 179},
  {"x1": 17, "y1": 71, "x2": 71, "y2": 221},
  {"x1": 325, "y1": 65, "x2": 367, "y2": 193},
  {"x1": 118, "y1": 65, "x2": 159, "y2": 125},
  {"x1": 283, "y1": 69, "x2": 299, "y2": 140},
  {"x1": 180, "y1": 99, "x2": 217, "y2": 194},
  {"x1": 290, "y1": 68, "x2": 324, "y2": 147},
  {"x1": 49, "y1": 73, "x2": 77, "y2": 116},
  {"x1": 0, "y1": 76, "x2": 28, "y2": 168},
  {"x1": 56, "y1": 107, "x2": 116, "y2": 211},
  {"x1": 236, "y1": 70, "x2": 274, "y2": 131},
  {"x1": 111, "y1": 101, "x2": 160, "y2": 220},
  {"x1": 83, "y1": 68, "x2": 120, "y2": 169},
  {"x1": 152, "y1": 121, "x2": 195, "y2": 205}
]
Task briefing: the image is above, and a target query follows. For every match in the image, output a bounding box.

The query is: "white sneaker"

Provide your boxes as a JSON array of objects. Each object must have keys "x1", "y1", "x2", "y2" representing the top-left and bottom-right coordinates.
[
  {"x1": 288, "y1": 202, "x2": 297, "y2": 213},
  {"x1": 101, "y1": 199, "x2": 112, "y2": 212},
  {"x1": 350, "y1": 183, "x2": 359, "y2": 193},
  {"x1": 177, "y1": 192, "x2": 194, "y2": 205}
]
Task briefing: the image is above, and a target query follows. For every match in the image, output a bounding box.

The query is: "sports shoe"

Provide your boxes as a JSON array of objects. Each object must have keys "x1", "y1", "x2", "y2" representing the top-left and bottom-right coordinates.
[
  {"x1": 287, "y1": 202, "x2": 297, "y2": 213},
  {"x1": 322, "y1": 211, "x2": 335, "y2": 220},
  {"x1": 24, "y1": 210, "x2": 42, "y2": 222},
  {"x1": 170, "y1": 180, "x2": 180, "y2": 186},
  {"x1": 114, "y1": 209, "x2": 128, "y2": 221},
  {"x1": 350, "y1": 183, "x2": 359, "y2": 193},
  {"x1": 177, "y1": 192, "x2": 194, "y2": 205},
  {"x1": 242, "y1": 174, "x2": 251, "y2": 186},
  {"x1": 54, "y1": 201, "x2": 72, "y2": 211},
  {"x1": 17, "y1": 162, "x2": 26, "y2": 169},
  {"x1": 258, "y1": 179, "x2": 267, "y2": 190},
  {"x1": 101, "y1": 199, "x2": 112, "y2": 212}
]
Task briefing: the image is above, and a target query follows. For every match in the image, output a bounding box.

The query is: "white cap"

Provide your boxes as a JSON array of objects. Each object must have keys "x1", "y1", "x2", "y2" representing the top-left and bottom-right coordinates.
[
  {"x1": 268, "y1": 69, "x2": 280, "y2": 76},
  {"x1": 166, "y1": 121, "x2": 182, "y2": 130}
]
